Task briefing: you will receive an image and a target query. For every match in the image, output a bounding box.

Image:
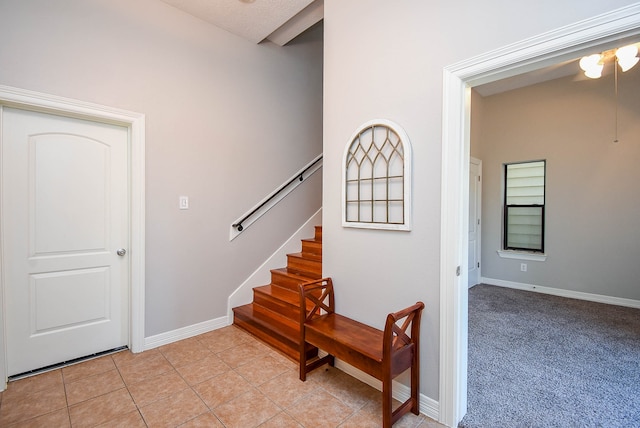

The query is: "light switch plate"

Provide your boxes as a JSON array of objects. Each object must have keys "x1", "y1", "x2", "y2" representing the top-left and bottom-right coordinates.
[{"x1": 179, "y1": 196, "x2": 189, "y2": 210}]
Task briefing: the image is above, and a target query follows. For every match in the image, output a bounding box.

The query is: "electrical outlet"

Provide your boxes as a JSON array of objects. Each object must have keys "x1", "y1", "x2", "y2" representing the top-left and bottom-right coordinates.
[{"x1": 520, "y1": 263, "x2": 527, "y2": 272}]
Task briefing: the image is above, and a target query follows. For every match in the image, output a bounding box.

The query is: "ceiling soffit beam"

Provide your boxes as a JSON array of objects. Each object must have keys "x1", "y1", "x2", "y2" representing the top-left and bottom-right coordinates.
[
  {"x1": 158, "y1": 0, "x2": 316, "y2": 44},
  {"x1": 267, "y1": 0, "x2": 324, "y2": 46}
]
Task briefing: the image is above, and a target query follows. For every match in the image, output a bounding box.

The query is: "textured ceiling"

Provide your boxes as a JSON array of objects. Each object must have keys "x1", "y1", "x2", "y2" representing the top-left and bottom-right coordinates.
[{"x1": 159, "y1": 0, "x2": 323, "y2": 46}]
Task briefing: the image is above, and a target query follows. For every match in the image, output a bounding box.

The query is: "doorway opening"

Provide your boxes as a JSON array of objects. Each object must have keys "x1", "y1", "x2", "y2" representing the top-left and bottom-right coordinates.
[{"x1": 439, "y1": 5, "x2": 640, "y2": 426}]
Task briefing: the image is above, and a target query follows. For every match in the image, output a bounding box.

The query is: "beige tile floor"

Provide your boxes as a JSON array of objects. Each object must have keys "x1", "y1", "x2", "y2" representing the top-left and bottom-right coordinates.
[{"x1": 0, "y1": 326, "x2": 445, "y2": 427}]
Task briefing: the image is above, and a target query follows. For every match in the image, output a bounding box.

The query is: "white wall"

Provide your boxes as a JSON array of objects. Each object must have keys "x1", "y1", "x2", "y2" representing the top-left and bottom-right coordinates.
[
  {"x1": 475, "y1": 66, "x2": 640, "y2": 301},
  {"x1": 323, "y1": 0, "x2": 638, "y2": 404},
  {"x1": 0, "y1": 0, "x2": 323, "y2": 336}
]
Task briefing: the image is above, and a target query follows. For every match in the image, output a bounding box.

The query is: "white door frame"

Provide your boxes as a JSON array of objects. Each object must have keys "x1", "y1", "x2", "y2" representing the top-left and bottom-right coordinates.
[
  {"x1": 0, "y1": 85, "x2": 146, "y2": 389},
  {"x1": 439, "y1": 5, "x2": 640, "y2": 426}
]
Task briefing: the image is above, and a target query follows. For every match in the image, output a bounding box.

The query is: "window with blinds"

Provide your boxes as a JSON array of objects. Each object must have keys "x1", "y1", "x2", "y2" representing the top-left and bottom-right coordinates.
[{"x1": 504, "y1": 160, "x2": 545, "y2": 252}]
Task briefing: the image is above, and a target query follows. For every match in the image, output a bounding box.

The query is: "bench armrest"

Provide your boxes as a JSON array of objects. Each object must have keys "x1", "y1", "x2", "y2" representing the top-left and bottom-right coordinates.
[
  {"x1": 383, "y1": 301, "x2": 425, "y2": 360},
  {"x1": 299, "y1": 277, "x2": 335, "y2": 327},
  {"x1": 298, "y1": 278, "x2": 337, "y2": 381}
]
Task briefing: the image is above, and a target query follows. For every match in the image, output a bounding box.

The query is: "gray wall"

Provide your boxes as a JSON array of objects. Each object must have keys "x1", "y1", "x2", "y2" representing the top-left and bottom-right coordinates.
[
  {"x1": 474, "y1": 67, "x2": 640, "y2": 300},
  {"x1": 322, "y1": 0, "x2": 637, "y2": 403},
  {"x1": 0, "y1": 0, "x2": 323, "y2": 336}
]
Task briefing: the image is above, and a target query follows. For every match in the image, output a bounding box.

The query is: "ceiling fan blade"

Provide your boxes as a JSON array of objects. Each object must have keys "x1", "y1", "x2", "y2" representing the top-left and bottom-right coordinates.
[{"x1": 573, "y1": 61, "x2": 614, "y2": 81}]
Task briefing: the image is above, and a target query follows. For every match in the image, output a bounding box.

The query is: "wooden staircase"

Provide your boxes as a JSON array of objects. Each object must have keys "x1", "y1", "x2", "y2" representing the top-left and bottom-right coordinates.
[{"x1": 233, "y1": 226, "x2": 322, "y2": 361}]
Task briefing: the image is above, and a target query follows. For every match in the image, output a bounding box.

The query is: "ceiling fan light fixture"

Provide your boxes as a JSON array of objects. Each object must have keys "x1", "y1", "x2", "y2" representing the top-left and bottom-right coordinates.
[
  {"x1": 619, "y1": 56, "x2": 639, "y2": 72},
  {"x1": 584, "y1": 66, "x2": 604, "y2": 79},
  {"x1": 579, "y1": 54, "x2": 604, "y2": 78},
  {"x1": 616, "y1": 45, "x2": 639, "y2": 72}
]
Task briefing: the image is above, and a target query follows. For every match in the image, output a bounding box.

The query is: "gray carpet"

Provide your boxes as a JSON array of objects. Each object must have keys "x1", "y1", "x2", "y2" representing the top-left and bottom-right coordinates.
[{"x1": 459, "y1": 284, "x2": 640, "y2": 428}]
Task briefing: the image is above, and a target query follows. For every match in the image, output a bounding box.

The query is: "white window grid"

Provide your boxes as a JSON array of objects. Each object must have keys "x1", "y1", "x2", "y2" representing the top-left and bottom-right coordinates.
[{"x1": 342, "y1": 119, "x2": 412, "y2": 231}]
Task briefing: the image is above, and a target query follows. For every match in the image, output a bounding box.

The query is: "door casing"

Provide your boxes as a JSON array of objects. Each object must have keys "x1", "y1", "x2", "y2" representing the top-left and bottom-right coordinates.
[{"x1": 0, "y1": 85, "x2": 146, "y2": 390}]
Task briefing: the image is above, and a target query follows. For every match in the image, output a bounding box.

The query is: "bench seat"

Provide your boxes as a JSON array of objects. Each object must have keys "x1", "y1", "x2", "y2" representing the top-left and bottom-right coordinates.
[{"x1": 305, "y1": 312, "x2": 385, "y2": 379}]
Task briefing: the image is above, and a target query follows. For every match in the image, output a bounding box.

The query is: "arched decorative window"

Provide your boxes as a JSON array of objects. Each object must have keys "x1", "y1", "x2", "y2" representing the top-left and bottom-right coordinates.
[{"x1": 342, "y1": 119, "x2": 412, "y2": 231}]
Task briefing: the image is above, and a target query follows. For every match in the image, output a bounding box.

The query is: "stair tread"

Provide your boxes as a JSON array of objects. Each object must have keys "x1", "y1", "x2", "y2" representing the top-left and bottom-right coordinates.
[
  {"x1": 288, "y1": 252, "x2": 322, "y2": 261},
  {"x1": 271, "y1": 267, "x2": 320, "y2": 281},
  {"x1": 301, "y1": 238, "x2": 321, "y2": 243}
]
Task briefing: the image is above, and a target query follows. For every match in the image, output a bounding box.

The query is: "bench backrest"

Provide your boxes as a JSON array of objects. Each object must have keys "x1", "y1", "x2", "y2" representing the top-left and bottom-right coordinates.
[{"x1": 299, "y1": 277, "x2": 335, "y2": 326}]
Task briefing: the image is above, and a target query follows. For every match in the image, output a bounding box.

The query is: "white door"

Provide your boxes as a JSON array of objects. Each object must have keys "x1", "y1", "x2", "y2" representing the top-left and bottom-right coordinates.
[
  {"x1": 1, "y1": 107, "x2": 129, "y2": 376},
  {"x1": 468, "y1": 158, "x2": 482, "y2": 288}
]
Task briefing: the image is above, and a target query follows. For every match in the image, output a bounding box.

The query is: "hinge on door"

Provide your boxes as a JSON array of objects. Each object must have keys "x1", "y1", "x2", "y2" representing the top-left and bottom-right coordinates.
[
  {"x1": 477, "y1": 262, "x2": 480, "y2": 268},
  {"x1": 478, "y1": 176, "x2": 481, "y2": 181},
  {"x1": 456, "y1": 266, "x2": 461, "y2": 276},
  {"x1": 477, "y1": 219, "x2": 480, "y2": 225}
]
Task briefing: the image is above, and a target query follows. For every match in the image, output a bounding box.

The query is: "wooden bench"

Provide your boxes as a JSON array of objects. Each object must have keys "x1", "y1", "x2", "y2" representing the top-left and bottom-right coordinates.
[{"x1": 298, "y1": 277, "x2": 425, "y2": 428}]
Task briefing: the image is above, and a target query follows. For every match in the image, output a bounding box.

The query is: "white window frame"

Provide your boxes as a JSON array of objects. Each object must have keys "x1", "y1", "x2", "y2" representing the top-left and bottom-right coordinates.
[{"x1": 503, "y1": 160, "x2": 546, "y2": 253}]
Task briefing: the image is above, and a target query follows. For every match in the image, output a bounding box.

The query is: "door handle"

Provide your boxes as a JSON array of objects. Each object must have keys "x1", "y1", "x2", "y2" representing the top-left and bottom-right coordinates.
[{"x1": 116, "y1": 248, "x2": 127, "y2": 256}]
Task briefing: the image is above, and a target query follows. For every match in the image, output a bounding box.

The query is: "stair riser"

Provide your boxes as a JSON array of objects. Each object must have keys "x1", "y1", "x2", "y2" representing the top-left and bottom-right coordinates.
[
  {"x1": 253, "y1": 291, "x2": 300, "y2": 320},
  {"x1": 301, "y1": 240, "x2": 322, "y2": 256},
  {"x1": 314, "y1": 226, "x2": 322, "y2": 241},
  {"x1": 270, "y1": 270, "x2": 316, "y2": 291},
  {"x1": 287, "y1": 255, "x2": 322, "y2": 276}
]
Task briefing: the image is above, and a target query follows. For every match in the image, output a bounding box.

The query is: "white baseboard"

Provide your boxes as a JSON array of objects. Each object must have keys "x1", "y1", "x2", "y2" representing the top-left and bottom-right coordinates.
[
  {"x1": 480, "y1": 277, "x2": 640, "y2": 309},
  {"x1": 144, "y1": 316, "x2": 230, "y2": 350},
  {"x1": 333, "y1": 358, "x2": 439, "y2": 421}
]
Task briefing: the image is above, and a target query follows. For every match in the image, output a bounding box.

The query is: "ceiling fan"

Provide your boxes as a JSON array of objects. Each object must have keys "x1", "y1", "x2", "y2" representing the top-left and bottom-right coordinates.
[
  {"x1": 575, "y1": 43, "x2": 640, "y2": 143},
  {"x1": 574, "y1": 43, "x2": 639, "y2": 81}
]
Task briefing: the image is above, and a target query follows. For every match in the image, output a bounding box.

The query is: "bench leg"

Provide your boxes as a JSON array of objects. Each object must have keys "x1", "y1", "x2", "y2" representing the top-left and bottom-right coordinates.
[
  {"x1": 299, "y1": 353, "x2": 335, "y2": 382},
  {"x1": 299, "y1": 355, "x2": 307, "y2": 382},
  {"x1": 411, "y1": 362, "x2": 419, "y2": 415},
  {"x1": 411, "y1": 341, "x2": 420, "y2": 415},
  {"x1": 382, "y1": 375, "x2": 392, "y2": 428},
  {"x1": 299, "y1": 338, "x2": 308, "y2": 381}
]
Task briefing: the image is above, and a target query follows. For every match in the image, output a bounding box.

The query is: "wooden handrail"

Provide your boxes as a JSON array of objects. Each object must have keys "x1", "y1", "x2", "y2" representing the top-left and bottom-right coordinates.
[{"x1": 232, "y1": 156, "x2": 323, "y2": 232}]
